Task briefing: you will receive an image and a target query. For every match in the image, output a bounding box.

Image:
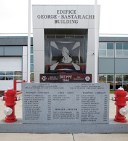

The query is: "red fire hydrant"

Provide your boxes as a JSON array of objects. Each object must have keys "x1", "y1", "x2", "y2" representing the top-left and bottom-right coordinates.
[
  {"x1": 3, "y1": 89, "x2": 17, "y2": 123},
  {"x1": 114, "y1": 87, "x2": 128, "y2": 123}
]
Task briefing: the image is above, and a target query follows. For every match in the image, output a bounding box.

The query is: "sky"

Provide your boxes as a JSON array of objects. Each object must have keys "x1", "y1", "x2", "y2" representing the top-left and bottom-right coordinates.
[{"x1": 0, "y1": 0, "x2": 128, "y2": 35}]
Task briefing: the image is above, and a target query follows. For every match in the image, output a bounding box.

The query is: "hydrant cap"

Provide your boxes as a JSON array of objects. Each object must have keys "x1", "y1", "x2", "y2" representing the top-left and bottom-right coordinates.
[{"x1": 118, "y1": 86, "x2": 124, "y2": 91}]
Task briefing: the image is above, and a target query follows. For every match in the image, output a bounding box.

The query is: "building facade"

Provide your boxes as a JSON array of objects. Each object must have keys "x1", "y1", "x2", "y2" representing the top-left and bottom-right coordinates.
[
  {"x1": 32, "y1": 5, "x2": 100, "y2": 83},
  {"x1": 0, "y1": 35, "x2": 128, "y2": 90},
  {"x1": 99, "y1": 36, "x2": 128, "y2": 90}
]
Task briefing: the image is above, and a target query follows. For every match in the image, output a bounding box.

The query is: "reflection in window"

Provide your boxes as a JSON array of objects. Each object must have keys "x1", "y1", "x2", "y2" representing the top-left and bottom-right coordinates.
[
  {"x1": 6, "y1": 71, "x2": 13, "y2": 75},
  {"x1": 30, "y1": 64, "x2": 34, "y2": 72},
  {"x1": 30, "y1": 46, "x2": 34, "y2": 81},
  {"x1": 0, "y1": 76, "x2": 5, "y2": 80},
  {"x1": 124, "y1": 75, "x2": 128, "y2": 81},
  {"x1": 6, "y1": 76, "x2": 13, "y2": 80},
  {"x1": 116, "y1": 42, "x2": 128, "y2": 58},
  {"x1": 123, "y1": 43, "x2": 128, "y2": 50},
  {"x1": 99, "y1": 42, "x2": 114, "y2": 57},
  {"x1": 30, "y1": 55, "x2": 34, "y2": 63},
  {"x1": 99, "y1": 74, "x2": 107, "y2": 82},
  {"x1": 107, "y1": 43, "x2": 113, "y2": 49},
  {"x1": 14, "y1": 76, "x2": 22, "y2": 80},
  {"x1": 116, "y1": 75, "x2": 122, "y2": 81},
  {"x1": 116, "y1": 43, "x2": 122, "y2": 49},
  {"x1": 116, "y1": 75, "x2": 122, "y2": 89},
  {"x1": 30, "y1": 46, "x2": 33, "y2": 54},
  {"x1": 107, "y1": 75, "x2": 114, "y2": 89},
  {"x1": 30, "y1": 73, "x2": 34, "y2": 81},
  {"x1": 99, "y1": 50, "x2": 106, "y2": 57},
  {"x1": 99, "y1": 74, "x2": 128, "y2": 90},
  {"x1": 45, "y1": 33, "x2": 87, "y2": 73},
  {"x1": 107, "y1": 75, "x2": 113, "y2": 81},
  {"x1": 99, "y1": 42, "x2": 106, "y2": 49},
  {"x1": 14, "y1": 71, "x2": 22, "y2": 75},
  {"x1": 0, "y1": 71, "x2": 22, "y2": 80},
  {"x1": 0, "y1": 71, "x2": 5, "y2": 75}
]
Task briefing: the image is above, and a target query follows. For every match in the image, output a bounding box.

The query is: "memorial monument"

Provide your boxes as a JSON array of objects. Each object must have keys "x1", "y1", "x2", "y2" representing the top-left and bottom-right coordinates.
[{"x1": 0, "y1": 5, "x2": 128, "y2": 133}]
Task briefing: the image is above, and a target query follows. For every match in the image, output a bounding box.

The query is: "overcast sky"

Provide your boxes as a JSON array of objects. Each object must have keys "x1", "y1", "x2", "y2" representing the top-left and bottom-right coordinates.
[{"x1": 0, "y1": 0, "x2": 128, "y2": 35}]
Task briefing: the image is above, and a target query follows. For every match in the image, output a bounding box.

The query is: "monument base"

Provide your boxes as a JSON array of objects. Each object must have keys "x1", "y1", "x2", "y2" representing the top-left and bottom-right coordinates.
[{"x1": 0, "y1": 119, "x2": 128, "y2": 133}]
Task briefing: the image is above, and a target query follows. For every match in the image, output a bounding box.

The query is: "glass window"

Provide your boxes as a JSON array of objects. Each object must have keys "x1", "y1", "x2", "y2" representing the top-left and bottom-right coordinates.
[
  {"x1": 107, "y1": 43, "x2": 113, "y2": 49},
  {"x1": 14, "y1": 71, "x2": 22, "y2": 75},
  {"x1": 14, "y1": 76, "x2": 22, "y2": 80},
  {"x1": 123, "y1": 43, "x2": 128, "y2": 50},
  {"x1": 116, "y1": 43, "x2": 122, "y2": 49},
  {"x1": 6, "y1": 71, "x2": 13, "y2": 75},
  {"x1": 99, "y1": 42, "x2": 107, "y2": 49},
  {"x1": 99, "y1": 74, "x2": 107, "y2": 82},
  {"x1": 99, "y1": 50, "x2": 106, "y2": 57},
  {"x1": 107, "y1": 50, "x2": 114, "y2": 57},
  {"x1": 116, "y1": 74, "x2": 123, "y2": 89},
  {"x1": 0, "y1": 71, "x2": 5, "y2": 75},
  {"x1": 6, "y1": 76, "x2": 13, "y2": 80},
  {"x1": 116, "y1": 75, "x2": 122, "y2": 81},
  {"x1": 30, "y1": 64, "x2": 34, "y2": 72},
  {"x1": 116, "y1": 50, "x2": 123, "y2": 57},
  {"x1": 45, "y1": 33, "x2": 87, "y2": 73},
  {"x1": 107, "y1": 75, "x2": 113, "y2": 81},
  {"x1": 123, "y1": 75, "x2": 128, "y2": 81},
  {"x1": 107, "y1": 75, "x2": 114, "y2": 89},
  {"x1": 30, "y1": 73, "x2": 34, "y2": 81},
  {"x1": 0, "y1": 71, "x2": 22, "y2": 81},
  {"x1": 30, "y1": 46, "x2": 33, "y2": 54},
  {"x1": 0, "y1": 76, "x2": 5, "y2": 80},
  {"x1": 30, "y1": 55, "x2": 34, "y2": 63}
]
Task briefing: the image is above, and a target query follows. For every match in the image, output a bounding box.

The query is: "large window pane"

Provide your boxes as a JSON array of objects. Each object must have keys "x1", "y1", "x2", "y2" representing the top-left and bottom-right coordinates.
[
  {"x1": 6, "y1": 76, "x2": 13, "y2": 80},
  {"x1": 0, "y1": 76, "x2": 5, "y2": 80},
  {"x1": 107, "y1": 43, "x2": 113, "y2": 49},
  {"x1": 116, "y1": 75, "x2": 122, "y2": 89},
  {"x1": 14, "y1": 76, "x2": 22, "y2": 80},
  {"x1": 30, "y1": 73, "x2": 34, "y2": 81},
  {"x1": 30, "y1": 55, "x2": 34, "y2": 63},
  {"x1": 107, "y1": 50, "x2": 114, "y2": 57},
  {"x1": 116, "y1": 43, "x2": 122, "y2": 49},
  {"x1": 14, "y1": 71, "x2": 22, "y2": 75},
  {"x1": 0, "y1": 71, "x2": 5, "y2": 75},
  {"x1": 116, "y1": 49, "x2": 123, "y2": 57},
  {"x1": 123, "y1": 43, "x2": 128, "y2": 50},
  {"x1": 6, "y1": 71, "x2": 13, "y2": 75},
  {"x1": 99, "y1": 74, "x2": 107, "y2": 82},
  {"x1": 30, "y1": 46, "x2": 33, "y2": 54},
  {"x1": 116, "y1": 75, "x2": 122, "y2": 81},
  {"x1": 45, "y1": 29, "x2": 87, "y2": 73},
  {"x1": 99, "y1": 50, "x2": 106, "y2": 57},
  {"x1": 107, "y1": 75, "x2": 114, "y2": 89},
  {"x1": 124, "y1": 75, "x2": 128, "y2": 81},
  {"x1": 123, "y1": 50, "x2": 128, "y2": 57},
  {"x1": 30, "y1": 64, "x2": 34, "y2": 72},
  {"x1": 99, "y1": 42, "x2": 107, "y2": 49},
  {"x1": 107, "y1": 75, "x2": 113, "y2": 81}
]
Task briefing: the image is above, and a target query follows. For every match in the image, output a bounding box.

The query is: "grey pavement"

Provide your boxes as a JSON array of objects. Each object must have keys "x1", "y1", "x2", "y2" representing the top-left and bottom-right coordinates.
[
  {"x1": 0, "y1": 94, "x2": 128, "y2": 141},
  {"x1": 0, "y1": 133, "x2": 128, "y2": 141}
]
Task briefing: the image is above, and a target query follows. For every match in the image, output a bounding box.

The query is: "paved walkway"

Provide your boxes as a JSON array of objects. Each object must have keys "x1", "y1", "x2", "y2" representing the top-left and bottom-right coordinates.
[
  {"x1": 0, "y1": 94, "x2": 128, "y2": 141},
  {"x1": 0, "y1": 133, "x2": 128, "y2": 141}
]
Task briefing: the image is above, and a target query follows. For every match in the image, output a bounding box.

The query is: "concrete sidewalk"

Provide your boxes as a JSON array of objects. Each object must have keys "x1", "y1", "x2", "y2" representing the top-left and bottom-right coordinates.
[{"x1": 0, "y1": 133, "x2": 128, "y2": 141}]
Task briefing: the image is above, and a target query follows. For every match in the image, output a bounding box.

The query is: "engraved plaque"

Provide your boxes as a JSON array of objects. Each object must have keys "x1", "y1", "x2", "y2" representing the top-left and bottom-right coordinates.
[{"x1": 22, "y1": 83, "x2": 109, "y2": 124}]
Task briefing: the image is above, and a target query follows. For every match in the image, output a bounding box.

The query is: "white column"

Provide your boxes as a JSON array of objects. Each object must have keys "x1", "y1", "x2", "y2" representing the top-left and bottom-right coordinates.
[
  {"x1": 27, "y1": 0, "x2": 31, "y2": 82},
  {"x1": 94, "y1": 0, "x2": 98, "y2": 83}
]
